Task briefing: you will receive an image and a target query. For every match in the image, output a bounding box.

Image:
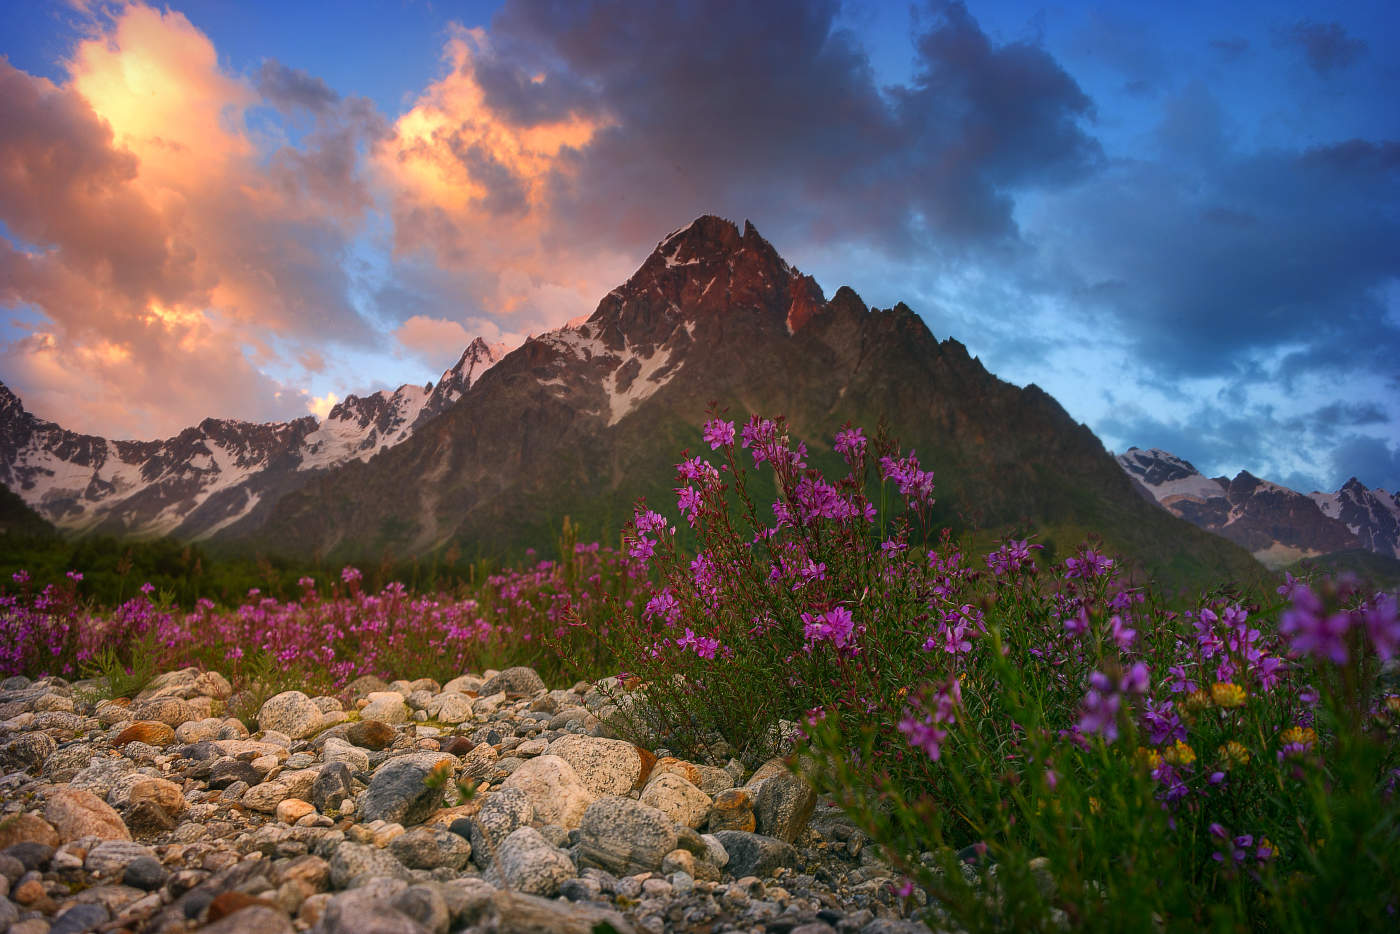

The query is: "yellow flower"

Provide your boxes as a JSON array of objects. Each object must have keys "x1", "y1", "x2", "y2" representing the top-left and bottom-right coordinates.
[
  {"x1": 1185, "y1": 689, "x2": 1213, "y2": 712},
  {"x1": 1088, "y1": 796, "x2": 1102, "y2": 815},
  {"x1": 1218, "y1": 740, "x2": 1251, "y2": 768},
  {"x1": 1384, "y1": 695, "x2": 1400, "y2": 716},
  {"x1": 1211, "y1": 682, "x2": 1247, "y2": 708},
  {"x1": 1280, "y1": 726, "x2": 1317, "y2": 748},
  {"x1": 1163, "y1": 740, "x2": 1196, "y2": 766},
  {"x1": 1135, "y1": 747, "x2": 1163, "y2": 771}
]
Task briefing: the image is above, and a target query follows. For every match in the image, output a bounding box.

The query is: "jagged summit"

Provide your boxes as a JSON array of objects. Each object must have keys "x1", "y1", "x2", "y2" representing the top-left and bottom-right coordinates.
[{"x1": 586, "y1": 215, "x2": 826, "y2": 348}]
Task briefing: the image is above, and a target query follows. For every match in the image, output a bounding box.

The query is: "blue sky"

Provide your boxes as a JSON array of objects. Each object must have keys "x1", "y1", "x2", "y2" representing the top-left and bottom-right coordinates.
[{"x1": 1, "y1": 0, "x2": 1397, "y2": 493}]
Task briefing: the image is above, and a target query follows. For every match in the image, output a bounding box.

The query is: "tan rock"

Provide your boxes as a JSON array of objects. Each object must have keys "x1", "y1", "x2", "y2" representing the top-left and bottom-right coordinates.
[
  {"x1": 127, "y1": 777, "x2": 186, "y2": 816},
  {"x1": 276, "y1": 798, "x2": 315, "y2": 824},
  {"x1": 42, "y1": 786, "x2": 130, "y2": 842},
  {"x1": 114, "y1": 721, "x2": 175, "y2": 747},
  {"x1": 639, "y1": 772, "x2": 713, "y2": 829},
  {"x1": 500, "y1": 755, "x2": 596, "y2": 829},
  {"x1": 0, "y1": 812, "x2": 60, "y2": 848},
  {"x1": 543, "y1": 735, "x2": 644, "y2": 796}
]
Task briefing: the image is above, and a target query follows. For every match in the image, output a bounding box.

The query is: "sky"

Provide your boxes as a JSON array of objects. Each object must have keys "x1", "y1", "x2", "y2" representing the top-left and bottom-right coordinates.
[{"x1": 1, "y1": 0, "x2": 1397, "y2": 495}]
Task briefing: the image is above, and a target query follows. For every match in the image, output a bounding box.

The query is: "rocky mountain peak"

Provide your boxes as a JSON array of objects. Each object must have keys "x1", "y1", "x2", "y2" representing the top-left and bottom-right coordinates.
[{"x1": 587, "y1": 215, "x2": 826, "y2": 349}]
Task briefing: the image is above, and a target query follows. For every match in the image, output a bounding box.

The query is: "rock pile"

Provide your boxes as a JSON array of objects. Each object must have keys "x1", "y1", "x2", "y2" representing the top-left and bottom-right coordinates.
[{"x1": 0, "y1": 667, "x2": 932, "y2": 933}]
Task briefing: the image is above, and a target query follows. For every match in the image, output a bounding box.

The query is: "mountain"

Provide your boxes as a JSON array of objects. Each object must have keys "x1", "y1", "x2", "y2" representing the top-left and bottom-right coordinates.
[
  {"x1": 254, "y1": 216, "x2": 1264, "y2": 592},
  {"x1": 0, "y1": 339, "x2": 507, "y2": 541},
  {"x1": 1118, "y1": 447, "x2": 1400, "y2": 569}
]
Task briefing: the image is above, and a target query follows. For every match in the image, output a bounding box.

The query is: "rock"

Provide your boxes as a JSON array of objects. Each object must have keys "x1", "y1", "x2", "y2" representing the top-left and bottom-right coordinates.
[
  {"x1": 499, "y1": 755, "x2": 595, "y2": 829},
  {"x1": 48, "y1": 902, "x2": 108, "y2": 934},
  {"x1": 257, "y1": 691, "x2": 324, "y2": 740},
  {"x1": 389, "y1": 826, "x2": 472, "y2": 870},
  {"x1": 458, "y1": 742, "x2": 499, "y2": 781},
  {"x1": 210, "y1": 758, "x2": 262, "y2": 789},
  {"x1": 640, "y1": 772, "x2": 713, "y2": 829},
  {"x1": 359, "y1": 752, "x2": 454, "y2": 825},
  {"x1": 542, "y1": 734, "x2": 644, "y2": 796},
  {"x1": 2, "y1": 732, "x2": 56, "y2": 773},
  {"x1": 345, "y1": 675, "x2": 392, "y2": 699},
  {"x1": 754, "y1": 772, "x2": 816, "y2": 843},
  {"x1": 429, "y1": 693, "x2": 473, "y2": 724},
  {"x1": 277, "y1": 798, "x2": 315, "y2": 824},
  {"x1": 442, "y1": 674, "x2": 483, "y2": 695},
  {"x1": 391, "y1": 884, "x2": 451, "y2": 934},
  {"x1": 127, "y1": 696, "x2": 195, "y2": 726},
  {"x1": 312, "y1": 761, "x2": 355, "y2": 811},
  {"x1": 42, "y1": 787, "x2": 130, "y2": 842},
  {"x1": 494, "y1": 827, "x2": 576, "y2": 896},
  {"x1": 712, "y1": 831, "x2": 797, "y2": 878},
  {"x1": 322, "y1": 737, "x2": 371, "y2": 772},
  {"x1": 479, "y1": 667, "x2": 545, "y2": 698},
  {"x1": 175, "y1": 717, "x2": 227, "y2": 743},
  {"x1": 347, "y1": 719, "x2": 398, "y2": 750},
  {"x1": 0, "y1": 812, "x2": 60, "y2": 848},
  {"x1": 317, "y1": 890, "x2": 430, "y2": 933},
  {"x1": 361, "y1": 692, "x2": 410, "y2": 724},
  {"x1": 745, "y1": 757, "x2": 789, "y2": 794},
  {"x1": 576, "y1": 795, "x2": 677, "y2": 876},
  {"x1": 328, "y1": 843, "x2": 411, "y2": 889},
  {"x1": 708, "y1": 787, "x2": 757, "y2": 833},
  {"x1": 83, "y1": 840, "x2": 156, "y2": 878},
  {"x1": 242, "y1": 780, "x2": 291, "y2": 813},
  {"x1": 467, "y1": 788, "x2": 533, "y2": 865},
  {"x1": 123, "y1": 854, "x2": 167, "y2": 890},
  {"x1": 127, "y1": 777, "x2": 186, "y2": 816},
  {"x1": 199, "y1": 904, "x2": 295, "y2": 933},
  {"x1": 488, "y1": 889, "x2": 635, "y2": 934}
]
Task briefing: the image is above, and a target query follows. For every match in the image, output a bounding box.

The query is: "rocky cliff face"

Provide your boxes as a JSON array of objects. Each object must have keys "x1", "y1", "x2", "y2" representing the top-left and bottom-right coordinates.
[{"x1": 1119, "y1": 447, "x2": 1400, "y2": 568}]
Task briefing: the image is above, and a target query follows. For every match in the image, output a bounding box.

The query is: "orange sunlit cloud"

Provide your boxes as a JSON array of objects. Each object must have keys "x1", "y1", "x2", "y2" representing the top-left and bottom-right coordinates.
[
  {"x1": 376, "y1": 26, "x2": 634, "y2": 330},
  {"x1": 1, "y1": 2, "x2": 375, "y2": 437}
]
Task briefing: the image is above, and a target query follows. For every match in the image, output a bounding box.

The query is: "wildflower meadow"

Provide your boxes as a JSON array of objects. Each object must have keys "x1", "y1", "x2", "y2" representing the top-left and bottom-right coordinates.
[{"x1": 3, "y1": 412, "x2": 1397, "y2": 931}]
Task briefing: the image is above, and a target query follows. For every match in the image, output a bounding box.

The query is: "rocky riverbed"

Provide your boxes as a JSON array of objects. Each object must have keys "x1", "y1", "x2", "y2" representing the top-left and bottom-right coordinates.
[{"x1": 0, "y1": 667, "x2": 937, "y2": 934}]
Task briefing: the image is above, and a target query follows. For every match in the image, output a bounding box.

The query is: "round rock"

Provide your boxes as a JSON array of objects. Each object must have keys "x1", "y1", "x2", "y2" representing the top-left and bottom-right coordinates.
[
  {"x1": 499, "y1": 755, "x2": 595, "y2": 829},
  {"x1": 257, "y1": 691, "x2": 324, "y2": 740},
  {"x1": 496, "y1": 826, "x2": 577, "y2": 896},
  {"x1": 576, "y1": 795, "x2": 677, "y2": 876}
]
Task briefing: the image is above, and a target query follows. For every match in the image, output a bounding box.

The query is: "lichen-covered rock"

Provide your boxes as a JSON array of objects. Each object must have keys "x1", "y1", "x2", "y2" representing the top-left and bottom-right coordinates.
[
  {"x1": 256, "y1": 691, "x2": 324, "y2": 740},
  {"x1": 359, "y1": 752, "x2": 454, "y2": 826},
  {"x1": 754, "y1": 771, "x2": 816, "y2": 843},
  {"x1": 639, "y1": 772, "x2": 713, "y2": 829},
  {"x1": 495, "y1": 827, "x2": 577, "y2": 896},
  {"x1": 543, "y1": 734, "x2": 644, "y2": 796},
  {"x1": 42, "y1": 787, "x2": 130, "y2": 842},
  {"x1": 479, "y1": 666, "x2": 545, "y2": 698},
  {"x1": 499, "y1": 755, "x2": 595, "y2": 829}
]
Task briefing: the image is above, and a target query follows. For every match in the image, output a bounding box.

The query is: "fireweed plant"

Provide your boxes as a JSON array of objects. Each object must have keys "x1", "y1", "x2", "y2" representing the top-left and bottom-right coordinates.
[
  {"x1": 585, "y1": 412, "x2": 1399, "y2": 932},
  {"x1": 1, "y1": 545, "x2": 636, "y2": 703}
]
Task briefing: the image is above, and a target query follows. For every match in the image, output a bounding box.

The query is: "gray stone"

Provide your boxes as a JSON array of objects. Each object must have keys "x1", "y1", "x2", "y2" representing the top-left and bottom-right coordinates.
[
  {"x1": 712, "y1": 831, "x2": 797, "y2": 878},
  {"x1": 479, "y1": 667, "x2": 545, "y2": 698},
  {"x1": 123, "y1": 854, "x2": 167, "y2": 890},
  {"x1": 428, "y1": 692, "x2": 473, "y2": 724},
  {"x1": 388, "y1": 826, "x2": 472, "y2": 870},
  {"x1": 210, "y1": 757, "x2": 261, "y2": 789},
  {"x1": 49, "y1": 902, "x2": 108, "y2": 934},
  {"x1": 312, "y1": 761, "x2": 355, "y2": 811},
  {"x1": 83, "y1": 840, "x2": 156, "y2": 878},
  {"x1": 488, "y1": 889, "x2": 635, "y2": 934},
  {"x1": 390, "y1": 884, "x2": 451, "y2": 934},
  {"x1": 359, "y1": 753, "x2": 453, "y2": 826},
  {"x1": 328, "y1": 843, "x2": 411, "y2": 889},
  {"x1": 576, "y1": 796, "x2": 677, "y2": 876},
  {"x1": 127, "y1": 695, "x2": 196, "y2": 726},
  {"x1": 468, "y1": 787, "x2": 533, "y2": 866},
  {"x1": 1, "y1": 732, "x2": 55, "y2": 773},
  {"x1": 257, "y1": 691, "x2": 323, "y2": 740},
  {"x1": 754, "y1": 772, "x2": 816, "y2": 843},
  {"x1": 495, "y1": 827, "x2": 576, "y2": 896},
  {"x1": 640, "y1": 772, "x2": 712, "y2": 829}
]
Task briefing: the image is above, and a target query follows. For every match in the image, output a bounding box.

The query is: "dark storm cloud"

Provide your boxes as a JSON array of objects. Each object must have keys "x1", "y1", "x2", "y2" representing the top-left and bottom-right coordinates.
[
  {"x1": 1330, "y1": 437, "x2": 1400, "y2": 491},
  {"x1": 1275, "y1": 20, "x2": 1367, "y2": 77},
  {"x1": 478, "y1": 0, "x2": 1099, "y2": 250},
  {"x1": 257, "y1": 60, "x2": 340, "y2": 114}
]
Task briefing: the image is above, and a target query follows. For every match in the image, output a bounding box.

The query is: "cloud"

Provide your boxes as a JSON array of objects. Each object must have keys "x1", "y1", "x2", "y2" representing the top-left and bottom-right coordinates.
[
  {"x1": 0, "y1": 2, "x2": 385, "y2": 438},
  {"x1": 1275, "y1": 21, "x2": 1366, "y2": 77},
  {"x1": 393, "y1": 314, "x2": 471, "y2": 367},
  {"x1": 308, "y1": 391, "x2": 338, "y2": 421}
]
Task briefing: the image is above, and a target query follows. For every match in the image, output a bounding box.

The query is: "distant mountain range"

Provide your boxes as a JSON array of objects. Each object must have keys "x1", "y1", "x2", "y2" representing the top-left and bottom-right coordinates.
[
  {"x1": 1, "y1": 216, "x2": 1267, "y2": 591},
  {"x1": 1118, "y1": 447, "x2": 1400, "y2": 569},
  {"x1": 0, "y1": 338, "x2": 505, "y2": 541}
]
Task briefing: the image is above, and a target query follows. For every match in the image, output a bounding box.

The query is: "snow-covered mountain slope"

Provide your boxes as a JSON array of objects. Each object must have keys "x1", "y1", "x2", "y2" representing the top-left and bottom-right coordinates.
[
  {"x1": 1118, "y1": 447, "x2": 1400, "y2": 567},
  {"x1": 0, "y1": 338, "x2": 507, "y2": 541}
]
